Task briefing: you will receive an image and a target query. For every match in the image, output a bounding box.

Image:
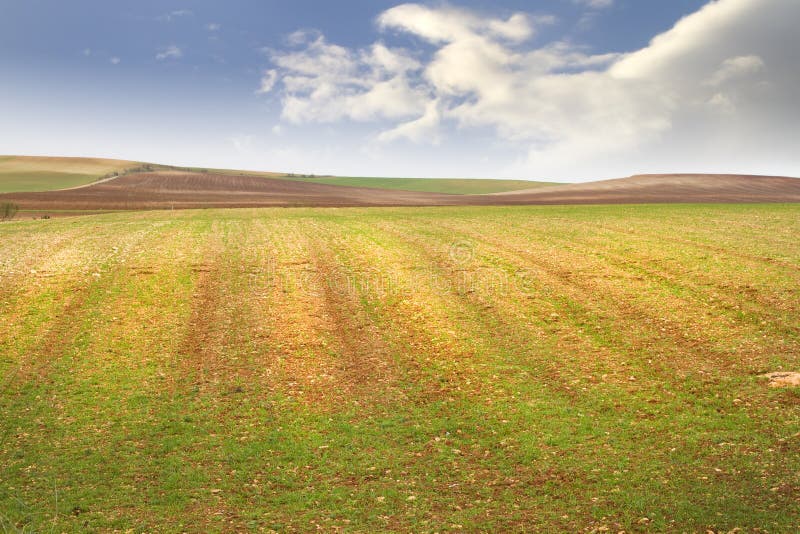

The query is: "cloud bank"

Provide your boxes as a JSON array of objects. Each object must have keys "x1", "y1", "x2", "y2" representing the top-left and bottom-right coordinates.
[{"x1": 260, "y1": 0, "x2": 800, "y2": 180}]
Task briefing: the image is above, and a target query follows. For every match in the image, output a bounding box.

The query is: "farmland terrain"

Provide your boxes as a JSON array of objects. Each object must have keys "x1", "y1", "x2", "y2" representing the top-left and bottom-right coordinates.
[
  {"x1": 1, "y1": 204, "x2": 799, "y2": 531},
  {"x1": 0, "y1": 156, "x2": 551, "y2": 198},
  {"x1": 277, "y1": 176, "x2": 554, "y2": 194},
  {"x1": 0, "y1": 156, "x2": 141, "y2": 193},
  {"x1": 2, "y1": 168, "x2": 799, "y2": 213},
  {"x1": 497, "y1": 173, "x2": 800, "y2": 204}
]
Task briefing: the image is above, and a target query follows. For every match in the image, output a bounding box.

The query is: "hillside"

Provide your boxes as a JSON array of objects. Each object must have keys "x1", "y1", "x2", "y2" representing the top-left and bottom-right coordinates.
[
  {"x1": 0, "y1": 156, "x2": 549, "y2": 196},
  {"x1": 492, "y1": 174, "x2": 800, "y2": 204},
  {"x1": 0, "y1": 156, "x2": 141, "y2": 193},
  {"x1": 3, "y1": 169, "x2": 800, "y2": 214},
  {"x1": 2, "y1": 159, "x2": 800, "y2": 215},
  {"x1": 0, "y1": 171, "x2": 462, "y2": 211}
]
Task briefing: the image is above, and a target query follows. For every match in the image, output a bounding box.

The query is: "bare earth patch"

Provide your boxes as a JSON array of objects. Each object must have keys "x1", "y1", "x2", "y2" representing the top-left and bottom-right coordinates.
[{"x1": 762, "y1": 372, "x2": 800, "y2": 388}]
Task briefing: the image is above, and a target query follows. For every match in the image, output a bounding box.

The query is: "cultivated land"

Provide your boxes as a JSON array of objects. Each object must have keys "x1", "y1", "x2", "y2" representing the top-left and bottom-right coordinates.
[
  {"x1": 497, "y1": 173, "x2": 800, "y2": 204},
  {"x1": 0, "y1": 171, "x2": 465, "y2": 211},
  {"x1": 0, "y1": 156, "x2": 139, "y2": 193},
  {"x1": 278, "y1": 176, "x2": 555, "y2": 195},
  {"x1": 1, "y1": 204, "x2": 799, "y2": 532},
  {"x1": 0, "y1": 156, "x2": 553, "y2": 197},
  {"x1": 2, "y1": 170, "x2": 800, "y2": 213}
]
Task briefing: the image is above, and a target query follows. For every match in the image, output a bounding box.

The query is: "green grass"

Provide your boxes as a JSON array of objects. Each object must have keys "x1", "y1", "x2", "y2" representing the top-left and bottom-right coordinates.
[
  {"x1": 1, "y1": 204, "x2": 799, "y2": 532},
  {"x1": 279, "y1": 176, "x2": 558, "y2": 194},
  {"x1": 0, "y1": 170, "x2": 101, "y2": 193},
  {"x1": 0, "y1": 156, "x2": 140, "y2": 193}
]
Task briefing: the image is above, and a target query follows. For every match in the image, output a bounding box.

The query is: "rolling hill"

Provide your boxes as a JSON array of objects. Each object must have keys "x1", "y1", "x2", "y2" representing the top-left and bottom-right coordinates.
[
  {"x1": 491, "y1": 174, "x2": 800, "y2": 204},
  {"x1": 0, "y1": 156, "x2": 552, "y2": 196},
  {"x1": 2, "y1": 157, "x2": 800, "y2": 214},
  {"x1": 0, "y1": 156, "x2": 141, "y2": 193}
]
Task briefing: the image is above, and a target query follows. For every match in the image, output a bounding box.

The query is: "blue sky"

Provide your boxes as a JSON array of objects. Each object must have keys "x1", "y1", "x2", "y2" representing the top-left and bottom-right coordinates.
[{"x1": 2, "y1": 0, "x2": 797, "y2": 181}]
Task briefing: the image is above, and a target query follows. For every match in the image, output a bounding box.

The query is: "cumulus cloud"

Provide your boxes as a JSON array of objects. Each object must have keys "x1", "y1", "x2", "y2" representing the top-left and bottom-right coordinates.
[
  {"x1": 156, "y1": 45, "x2": 183, "y2": 61},
  {"x1": 261, "y1": 32, "x2": 429, "y2": 125},
  {"x1": 261, "y1": 0, "x2": 800, "y2": 179},
  {"x1": 705, "y1": 55, "x2": 764, "y2": 86},
  {"x1": 377, "y1": 4, "x2": 549, "y2": 43},
  {"x1": 206, "y1": 23, "x2": 221, "y2": 31},
  {"x1": 378, "y1": 99, "x2": 442, "y2": 144}
]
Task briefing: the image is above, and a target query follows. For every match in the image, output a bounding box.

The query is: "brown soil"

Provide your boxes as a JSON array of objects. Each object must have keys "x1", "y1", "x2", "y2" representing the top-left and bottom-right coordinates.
[
  {"x1": 1, "y1": 171, "x2": 799, "y2": 211},
  {"x1": 493, "y1": 173, "x2": 800, "y2": 204},
  {"x1": 0, "y1": 171, "x2": 457, "y2": 210}
]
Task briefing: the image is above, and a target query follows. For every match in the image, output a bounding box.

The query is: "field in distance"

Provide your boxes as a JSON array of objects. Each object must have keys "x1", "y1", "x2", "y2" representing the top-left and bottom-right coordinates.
[
  {"x1": 3, "y1": 156, "x2": 800, "y2": 212},
  {"x1": 1, "y1": 204, "x2": 798, "y2": 531},
  {"x1": 277, "y1": 175, "x2": 558, "y2": 194},
  {"x1": 0, "y1": 155, "x2": 141, "y2": 193},
  {"x1": 0, "y1": 156, "x2": 551, "y2": 196}
]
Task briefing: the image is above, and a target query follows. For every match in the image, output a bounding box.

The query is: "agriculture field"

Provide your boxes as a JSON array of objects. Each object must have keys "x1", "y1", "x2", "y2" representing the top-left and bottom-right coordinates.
[
  {"x1": 187, "y1": 170, "x2": 547, "y2": 195},
  {"x1": 1, "y1": 204, "x2": 799, "y2": 532},
  {"x1": 0, "y1": 156, "x2": 139, "y2": 193},
  {"x1": 5, "y1": 171, "x2": 800, "y2": 213},
  {"x1": 0, "y1": 155, "x2": 553, "y2": 197},
  {"x1": 278, "y1": 176, "x2": 557, "y2": 195}
]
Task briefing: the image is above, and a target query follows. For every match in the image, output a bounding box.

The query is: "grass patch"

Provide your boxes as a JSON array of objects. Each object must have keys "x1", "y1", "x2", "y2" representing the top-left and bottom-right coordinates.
[{"x1": 0, "y1": 170, "x2": 99, "y2": 193}]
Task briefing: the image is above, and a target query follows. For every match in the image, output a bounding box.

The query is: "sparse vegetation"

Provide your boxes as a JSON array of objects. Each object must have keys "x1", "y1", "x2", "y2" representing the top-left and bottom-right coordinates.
[
  {"x1": 1, "y1": 203, "x2": 798, "y2": 531},
  {"x1": 0, "y1": 202, "x2": 18, "y2": 221}
]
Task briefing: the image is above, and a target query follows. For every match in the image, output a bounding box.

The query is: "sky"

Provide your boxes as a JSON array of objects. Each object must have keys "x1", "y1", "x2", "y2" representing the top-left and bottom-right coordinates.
[{"x1": 1, "y1": 0, "x2": 798, "y2": 181}]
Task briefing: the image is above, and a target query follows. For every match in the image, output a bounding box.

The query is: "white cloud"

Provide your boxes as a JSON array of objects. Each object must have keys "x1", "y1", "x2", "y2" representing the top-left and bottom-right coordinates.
[
  {"x1": 206, "y1": 23, "x2": 221, "y2": 31},
  {"x1": 257, "y1": 70, "x2": 278, "y2": 94},
  {"x1": 705, "y1": 54, "x2": 764, "y2": 86},
  {"x1": 573, "y1": 0, "x2": 614, "y2": 8},
  {"x1": 156, "y1": 45, "x2": 183, "y2": 61},
  {"x1": 263, "y1": 0, "x2": 800, "y2": 180},
  {"x1": 110, "y1": 57, "x2": 121, "y2": 65},
  {"x1": 707, "y1": 92, "x2": 736, "y2": 114},
  {"x1": 286, "y1": 29, "x2": 315, "y2": 46},
  {"x1": 261, "y1": 33, "x2": 429, "y2": 125},
  {"x1": 378, "y1": 99, "x2": 442, "y2": 144},
  {"x1": 378, "y1": 4, "x2": 552, "y2": 44}
]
